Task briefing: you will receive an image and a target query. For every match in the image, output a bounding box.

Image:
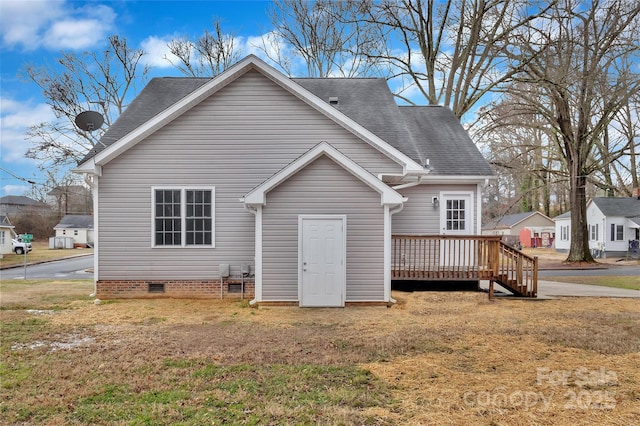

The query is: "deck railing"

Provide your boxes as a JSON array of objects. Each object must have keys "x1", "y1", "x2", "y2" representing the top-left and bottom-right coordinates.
[{"x1": 391, "y1": 235, "x2": 537, "y2": 297}]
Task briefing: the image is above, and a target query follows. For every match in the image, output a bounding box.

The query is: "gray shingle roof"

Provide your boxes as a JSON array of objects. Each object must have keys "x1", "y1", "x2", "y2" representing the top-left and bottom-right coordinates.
[
  {"x1": 483, "y1": 212, "x2": 539, "y2": 230},
  {"x1": 0, "y1": 195, "x2": 47, "y2": 207},
  {"x1": 79, "y1": 74, "x2": 493, "y2": 177},
  {"x1": 0, "y1": 215, "x2": 14, "y2": 226},
  {"x1": 591, "y1": 197, "x2": 640, "y2": 218},
  {"x1": 79, "y1": 77, "x2": 210, "y2": 164},
  {"x1": 399, "y1": 106, "x2": 494, "y2": 175},
  {"x1": 553, "y1": 211, "x2": 571, "y2": 220},
  {"x1": 54, "y1": 215, "x2": 94, "y2": 229}
]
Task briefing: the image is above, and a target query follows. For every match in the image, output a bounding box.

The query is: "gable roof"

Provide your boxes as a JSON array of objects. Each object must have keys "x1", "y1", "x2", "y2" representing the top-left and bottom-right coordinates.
[
  {"x1": 0, "y1": 215, "x2": 14, "y2": 227},
  {"x1": 76, "y1": 55, "x2": 424, "y2": 175},
  {"x1": 54, "y1": 215, "x2": 94, "y2": 229},
  {"x1": 293, "y1": 77, "x2": 493, "y2": 176},
  {"x1": 483, "y1": 211, "x2": 551, "y2": 230},
  {"x1": 244, "y1": 142, "x2": 404, "y2": 206},
  {"x1": 590, "y1": 197, "x2": 640, "y2": 218},
  {"x1": 553, "y1": 211, "x2": 571, "y2": 221}
]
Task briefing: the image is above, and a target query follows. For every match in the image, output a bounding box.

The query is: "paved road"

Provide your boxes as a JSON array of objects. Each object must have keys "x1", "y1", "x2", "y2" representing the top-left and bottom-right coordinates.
[{"x1": 0, "y1": 255, "x2": 93, "y2": 280}]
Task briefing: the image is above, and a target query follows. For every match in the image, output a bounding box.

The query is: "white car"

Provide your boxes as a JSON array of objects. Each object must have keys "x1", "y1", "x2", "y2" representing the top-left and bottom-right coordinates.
[{"x1": 12, "y1": 239, "x2": 32, "y2": 255}]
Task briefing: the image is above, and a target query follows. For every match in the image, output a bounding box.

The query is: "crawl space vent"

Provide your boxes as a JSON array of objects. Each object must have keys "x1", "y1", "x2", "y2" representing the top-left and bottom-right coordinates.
[{"x1": 148, "y1": 282, "x2": 166, "y2": 293}]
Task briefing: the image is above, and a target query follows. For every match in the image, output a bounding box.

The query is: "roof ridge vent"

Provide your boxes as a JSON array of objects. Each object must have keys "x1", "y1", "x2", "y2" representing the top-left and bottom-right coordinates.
[{"x1": 328, "y1": 96, "x2": 339, "y2": 105}]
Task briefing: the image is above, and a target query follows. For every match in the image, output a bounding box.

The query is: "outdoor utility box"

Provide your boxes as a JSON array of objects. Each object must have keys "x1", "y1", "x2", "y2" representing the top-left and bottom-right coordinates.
[
  {"x1": 219, "y1": 263, "x2": 230, "y2": 278},
  {"x1": 241, "y1": 264, "x2": 250, "y2": 276}
]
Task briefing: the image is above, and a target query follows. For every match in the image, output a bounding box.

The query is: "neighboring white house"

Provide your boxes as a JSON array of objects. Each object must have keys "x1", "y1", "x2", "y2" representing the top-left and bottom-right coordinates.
[
  {"x1": 53, "y1": 215, "x2": 94, "y2": 248},
  {"x1": 554, "y1": 196, "x2": 640, "y2": 257},
  {"x1": 0, "y1": 215, "x2": 15, "y2": 256},
  {"x1": 553, "y1": 211, "x2": 572, "y2": 252}
]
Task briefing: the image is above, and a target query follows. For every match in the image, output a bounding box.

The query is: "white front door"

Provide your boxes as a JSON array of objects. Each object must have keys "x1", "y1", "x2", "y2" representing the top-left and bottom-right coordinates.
[
  {"x1": 299, "y1": 216, "x2": 345, "y2": 307},
  {"x1": 440, "y1": 193, "x2": 472, "y2": 235},
  {"x1": 439, "y1": 193, "x2": 474, "y2": 266}
]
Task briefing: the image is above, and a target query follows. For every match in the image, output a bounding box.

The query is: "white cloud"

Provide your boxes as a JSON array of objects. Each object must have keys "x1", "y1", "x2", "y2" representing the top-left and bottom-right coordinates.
[
  {"x1": 140, "y1": 36, "x2": 178, "y2": 69},
  {"x1": 0, "y1": 1, "x2": 115, "y2": 51},
  {"x1": 2, "y1": 184, "x2": 30, "y2": 196},
  {"x1": 0, "y1": 98, "x2": 55, "y2": 164}
]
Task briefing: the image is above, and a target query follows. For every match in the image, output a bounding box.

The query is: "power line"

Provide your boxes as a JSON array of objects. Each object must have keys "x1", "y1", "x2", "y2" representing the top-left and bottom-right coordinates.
[{"x1": 0, "y1": 167, "x2": 37, "y2": 185}]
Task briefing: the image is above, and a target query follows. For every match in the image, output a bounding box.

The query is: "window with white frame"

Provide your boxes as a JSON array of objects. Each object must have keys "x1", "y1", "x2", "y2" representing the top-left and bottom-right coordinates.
[
  {"x1": 445, "y1": 199, "x2": 466, "y2": 231},
  {"x1": 153, "y1": 188, "x2": 214, "y2": 247},
  {"x1": 74, "y1": 229, "x2": 79, "y2": 236},
  {"x1": 0, "y1": 230, "x2": 5, "y2": 245},
  {"x1": 610, "y1": 224, "x2": 623, "y2": 241},
  {"x1": 560, "y1": 225, "x2": 569, "y2": 241},
  {"x1": 590, "y1": 224, "x2": 599, "y2": 241}
]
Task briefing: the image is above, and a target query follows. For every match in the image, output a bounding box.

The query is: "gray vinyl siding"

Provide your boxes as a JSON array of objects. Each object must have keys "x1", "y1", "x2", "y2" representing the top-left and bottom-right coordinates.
[
  {"x1": 262, "y1": 156, "x2": 385, "y2": 302},
  {"x1": 393, "y1": 184, "x2": 477, "y2": 234},
  {"x1": 97, "y1": 70, "x2": 401, "y2": 280}
]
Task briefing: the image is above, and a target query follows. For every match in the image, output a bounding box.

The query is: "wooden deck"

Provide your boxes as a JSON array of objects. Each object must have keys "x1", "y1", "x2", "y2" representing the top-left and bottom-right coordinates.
[{"x1": 392, "y1": 235, "x2": 538, "y2": 297}]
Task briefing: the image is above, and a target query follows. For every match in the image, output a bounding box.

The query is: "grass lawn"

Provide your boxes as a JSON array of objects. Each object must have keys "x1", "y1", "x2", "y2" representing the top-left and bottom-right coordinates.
[
  {"x1": 1, "y1": 280, "x2": 639, "y2": 425},
  {"x1": 543, "y1": 275, "x2": 640, "y2": 291},
  {"x1": 0, "y1": 241, "x2": 92, "y2": 269}
]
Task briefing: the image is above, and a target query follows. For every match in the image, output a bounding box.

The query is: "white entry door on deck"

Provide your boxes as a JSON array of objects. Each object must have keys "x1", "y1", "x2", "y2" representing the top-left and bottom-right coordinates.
[
  {"x1": 439, "y1": 193, "x2": 474, "y2": 266},
  {"x1": 299, "y1": 216, "x2": 345, "y2": 307},
  {"x1": 440, "y1": 193, "x2": 473, "y2": 235}
]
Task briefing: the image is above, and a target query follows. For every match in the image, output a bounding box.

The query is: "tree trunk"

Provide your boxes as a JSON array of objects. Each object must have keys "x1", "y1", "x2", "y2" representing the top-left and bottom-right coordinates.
[{"x1": 567, "y1": 167, "x2": 594, "y2": 263}]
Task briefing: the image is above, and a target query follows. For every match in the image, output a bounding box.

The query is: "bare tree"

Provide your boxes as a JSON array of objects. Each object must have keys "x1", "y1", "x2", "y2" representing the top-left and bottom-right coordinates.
[
  {"x1": 165, "y1": 19, "x2": 241, "y2": 77},
  {"x1": 498, "y1": 0, "x2": 640, "y2": 262},
  {"x1": 22, "y1": 36, "x2": 148, "y2": 170},
  {"x1": 334, "y1": 0, "x2": 554, "y2": 117},
  {"x1": 264, "y1": 0, "x2": 382, "y2": 77}
]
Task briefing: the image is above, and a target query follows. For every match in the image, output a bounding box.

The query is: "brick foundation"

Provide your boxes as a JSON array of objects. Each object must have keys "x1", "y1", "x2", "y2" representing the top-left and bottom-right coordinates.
[{"x1": 96, "y1": 278, "x2": 255, "y2": 300}]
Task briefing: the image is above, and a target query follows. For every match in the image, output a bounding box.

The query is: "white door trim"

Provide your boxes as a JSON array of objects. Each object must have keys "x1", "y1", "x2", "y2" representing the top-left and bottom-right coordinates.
[
  {"x1": 439, "y1": 191, "x2": 474, "y2": 235},
  {"x1": 298, "y1": 215, "x2": 346, "y2": 307}
]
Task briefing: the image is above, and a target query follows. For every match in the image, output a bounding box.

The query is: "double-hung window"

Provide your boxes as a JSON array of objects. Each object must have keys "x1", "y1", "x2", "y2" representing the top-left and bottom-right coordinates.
[
  {"x1": 153, "y1": 187, "x2": 214, "y2": 247},
  {"x1": 610, "y1": 224, "x2": 623, "y2": 241},
  {"x1": 560, "y1": 225, "x2": 569, "y2": 241},
  {"x1": 590, "y1": 224, "x2": 599, "y2": 241}
]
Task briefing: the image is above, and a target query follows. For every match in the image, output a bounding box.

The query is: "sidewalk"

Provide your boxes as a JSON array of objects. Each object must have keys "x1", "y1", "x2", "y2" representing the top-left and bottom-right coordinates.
[{"x1": 480, "y1": 280, "x2": 640, "y2": 299}]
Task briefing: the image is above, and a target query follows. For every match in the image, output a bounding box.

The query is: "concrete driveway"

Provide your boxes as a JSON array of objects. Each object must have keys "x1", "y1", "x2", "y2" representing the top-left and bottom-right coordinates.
[{"x1": 481, "y1": 280, "x2": 639, "y2": 299}]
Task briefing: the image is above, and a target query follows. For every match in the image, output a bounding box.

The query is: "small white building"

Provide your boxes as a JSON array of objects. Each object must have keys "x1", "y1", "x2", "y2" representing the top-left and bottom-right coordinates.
[
  {"x1": 554, "y1": 196, "x2": 640, "y2": 257},
  {"x1": 0, "y1": 215, "x2": 15, "y2": 256},
  {"x1": 553, "y1": 212, "x2": 571, "y2": 252},
  {"x1": 53, "y1": 215, "x2": 94, "y2": 248}
]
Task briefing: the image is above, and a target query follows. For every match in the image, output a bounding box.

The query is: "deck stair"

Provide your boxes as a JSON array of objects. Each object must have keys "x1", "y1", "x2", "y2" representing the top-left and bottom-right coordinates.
[{"x1": 391, "y1": 235, "x2": 537, "y2": 297}]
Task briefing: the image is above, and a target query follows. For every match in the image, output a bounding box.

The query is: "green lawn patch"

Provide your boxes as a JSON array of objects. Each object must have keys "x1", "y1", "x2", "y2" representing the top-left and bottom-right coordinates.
[{"x1": 544, "y1": 275, "x2": 640, "y2": 290}]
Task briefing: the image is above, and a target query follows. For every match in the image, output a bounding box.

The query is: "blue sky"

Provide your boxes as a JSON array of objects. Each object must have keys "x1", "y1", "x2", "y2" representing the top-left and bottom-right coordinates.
[{"x1": 0, "y1": 0, "x2": 277, "y2": 197}]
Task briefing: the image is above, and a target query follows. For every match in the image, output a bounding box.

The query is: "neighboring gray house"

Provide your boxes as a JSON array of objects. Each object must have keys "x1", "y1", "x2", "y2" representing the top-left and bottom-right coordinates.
[
  {"x1": 53, "y1": 215, "x2": 94, "y2": 247},
  {"x1": 554, "y1": 196, "x2": 640, "y2": 257},
  {"x1": 74, "y1": 55, "x2": 495, "y2": 306},
  {"x1": 0, "y1": 195, "x2": 49, "y2": 216}
]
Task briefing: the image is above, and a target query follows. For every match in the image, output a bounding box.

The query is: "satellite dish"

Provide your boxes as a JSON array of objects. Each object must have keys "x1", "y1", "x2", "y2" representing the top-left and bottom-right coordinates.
[{"x1": 75, "y1": 111, "x2": 104, "y2": 132}]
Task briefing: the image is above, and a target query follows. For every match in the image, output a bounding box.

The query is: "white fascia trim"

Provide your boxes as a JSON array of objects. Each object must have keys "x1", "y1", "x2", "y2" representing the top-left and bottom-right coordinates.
[
  {"x1": 73, "y1": 164, "x2": 102, "y2": 176},
  {"x1": 476, "y1": 183, "x2": 482, "y2": 234},
  {"x1": 90, "y1": 175, "x2": 99, "y2": 297},
  {"x1": 244, "y1": 142, "x2": 404, "y2": 206},
  {"x1": 420, "y1": 175, "x2": 497, "y2": 184},
  {"x1": 77, "y1": 55, "x2": 421, "y2": 173}
]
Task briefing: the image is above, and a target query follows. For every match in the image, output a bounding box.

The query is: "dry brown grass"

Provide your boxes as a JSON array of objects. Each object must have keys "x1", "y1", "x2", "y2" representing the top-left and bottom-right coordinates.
[{"x1": 2, "y1": 282, "x2": 639, "y2": 425}]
